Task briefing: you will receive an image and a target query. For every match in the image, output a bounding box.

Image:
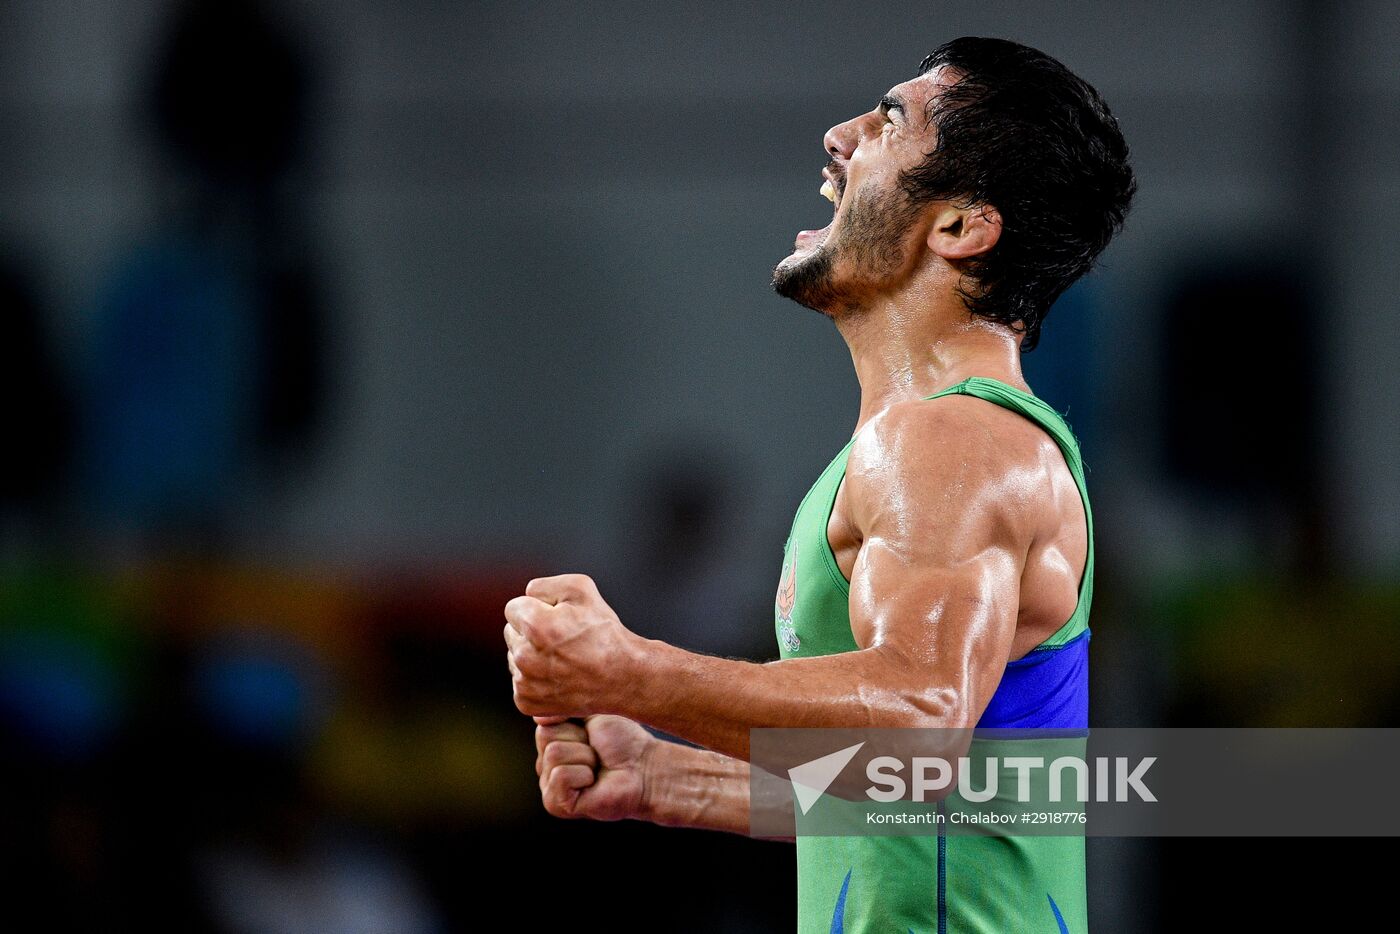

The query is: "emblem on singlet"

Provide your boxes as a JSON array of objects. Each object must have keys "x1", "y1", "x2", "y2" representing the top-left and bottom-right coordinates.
[{"x1": 776, "y1": 543, "x2": 800, "y2": 651}]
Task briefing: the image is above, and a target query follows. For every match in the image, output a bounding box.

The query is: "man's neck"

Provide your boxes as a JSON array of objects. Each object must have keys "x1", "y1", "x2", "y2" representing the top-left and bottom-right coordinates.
[{"x1": 836, "y1": 293, "x2": 1027, "y2": 432}]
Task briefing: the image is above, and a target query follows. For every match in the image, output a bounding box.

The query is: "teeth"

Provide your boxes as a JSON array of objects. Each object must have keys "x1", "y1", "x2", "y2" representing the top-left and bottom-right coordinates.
[{"x1": 820, "y1": 180, "x2": 836, "y2": 203}]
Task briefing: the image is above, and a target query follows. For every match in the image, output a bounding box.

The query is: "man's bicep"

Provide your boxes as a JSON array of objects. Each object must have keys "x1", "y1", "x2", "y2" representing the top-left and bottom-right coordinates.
[
  {"x1": 842, "y1": 398, "x2": 1034, "y2": 724},
  {"x1": 847, "y1": 510, "x2": 1024, "y2": 726}
]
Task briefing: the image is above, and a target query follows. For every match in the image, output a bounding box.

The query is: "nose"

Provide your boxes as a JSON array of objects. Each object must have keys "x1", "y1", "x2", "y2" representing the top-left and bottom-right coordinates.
[
  {"x1": 823, "y1": 115, "x2": 861, "y2": 162},
  {"x1": 823, "y1": 108, "x2": 882, "y2": 165}
]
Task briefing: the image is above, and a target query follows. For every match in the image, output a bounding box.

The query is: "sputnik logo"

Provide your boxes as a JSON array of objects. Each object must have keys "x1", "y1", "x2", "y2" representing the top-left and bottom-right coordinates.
[{"x1": 788, "y1": 742, "x2": 865, "y2": 815}]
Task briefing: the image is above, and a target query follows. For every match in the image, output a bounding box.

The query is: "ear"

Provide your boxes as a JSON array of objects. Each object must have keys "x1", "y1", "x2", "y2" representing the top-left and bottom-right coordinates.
[{"x1": 927, "y1": 203, "x2": 1002, "y2": 260}]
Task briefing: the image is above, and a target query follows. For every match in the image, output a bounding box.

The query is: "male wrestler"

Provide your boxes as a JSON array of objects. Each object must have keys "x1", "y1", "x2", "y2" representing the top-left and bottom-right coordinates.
[{"x1": 505, "y1": 36, "x2": 1134, "y2": 932}]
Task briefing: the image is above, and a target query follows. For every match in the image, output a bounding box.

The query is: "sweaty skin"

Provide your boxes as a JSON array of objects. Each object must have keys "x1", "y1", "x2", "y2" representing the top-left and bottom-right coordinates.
[{"x1": 507, "y1": 67, "x2": 1088, "y2": 833}]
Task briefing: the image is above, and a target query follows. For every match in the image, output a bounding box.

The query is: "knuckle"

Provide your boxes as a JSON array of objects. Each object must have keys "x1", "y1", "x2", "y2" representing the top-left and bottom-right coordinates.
[
  {"x1": 513, "y1": 684, "x2": 540, "y2": 711},
  {"x1": 541, "y1": 743, "x2": 571, "y2": 770},
  {"x1": 516, "y1": 648, "x2": 542, "y2": 676},
  {"x1": 541, "y1": 779, "x2": 573, "y2": 817}
]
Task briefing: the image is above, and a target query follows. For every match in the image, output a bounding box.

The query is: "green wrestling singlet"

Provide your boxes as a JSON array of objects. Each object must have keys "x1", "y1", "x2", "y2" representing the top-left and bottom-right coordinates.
[{"x1": 774, "y1": 377, "x2": 1093, "y2": 933}]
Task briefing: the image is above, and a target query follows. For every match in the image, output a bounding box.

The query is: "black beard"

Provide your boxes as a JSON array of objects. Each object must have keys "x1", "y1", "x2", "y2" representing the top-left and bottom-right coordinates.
[
  {"x1": 771, "y1": 242, "x2": 841, "y2": 316},
  {"x1": 771, "y1": 184, "x2": 919, "y2": 317}
]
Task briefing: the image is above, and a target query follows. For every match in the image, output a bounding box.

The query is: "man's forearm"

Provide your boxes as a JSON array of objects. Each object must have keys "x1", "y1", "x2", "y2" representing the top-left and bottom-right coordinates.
[
  {"x1": 618, "y1": 639, "x2": 959, "y2": 762},
  {"x1": 643, "y1": 739, "x2": 754, "y2": 835}
]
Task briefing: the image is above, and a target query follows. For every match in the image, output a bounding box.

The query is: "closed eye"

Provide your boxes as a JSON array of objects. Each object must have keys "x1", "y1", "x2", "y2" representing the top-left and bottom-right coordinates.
[{"x1": 879, "y1": 94, "x2": 904, "y2": 122}]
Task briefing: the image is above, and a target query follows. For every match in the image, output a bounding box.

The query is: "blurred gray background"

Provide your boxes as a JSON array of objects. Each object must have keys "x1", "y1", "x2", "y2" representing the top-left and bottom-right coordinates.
[{"x1": 6, "y1": 0, "x2": 1397, "y2": 566}]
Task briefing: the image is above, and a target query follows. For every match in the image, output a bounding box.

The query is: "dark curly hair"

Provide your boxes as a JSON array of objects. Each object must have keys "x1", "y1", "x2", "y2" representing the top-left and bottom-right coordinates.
[{"x1": 903, "y1": 38, "x2": 1136, "y2": 350}]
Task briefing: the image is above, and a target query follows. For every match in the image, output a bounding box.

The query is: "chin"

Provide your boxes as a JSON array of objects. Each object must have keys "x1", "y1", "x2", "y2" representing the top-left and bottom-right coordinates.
[
  {"x1": 773, "y1": 244, "x2": 816, "y2": 278},
  {"x1": 772, "y1": 241, "x2": 842, "y2": 316}
]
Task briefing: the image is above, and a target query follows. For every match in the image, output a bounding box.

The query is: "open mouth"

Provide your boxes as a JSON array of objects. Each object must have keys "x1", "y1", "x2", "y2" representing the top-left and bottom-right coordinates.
[{"x1": 795, "y1": 172, "x2": 843, "y2": 248}]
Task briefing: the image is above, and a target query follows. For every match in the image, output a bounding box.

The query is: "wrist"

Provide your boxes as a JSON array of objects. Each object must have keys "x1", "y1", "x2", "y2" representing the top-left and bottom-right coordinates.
[
  {"x1": 640, "y1": 738, "x2": 716, "y2": 828},
  {"x1": 636, "y1": 731, "x2": 675, "y2": 825},
  {"x1": 605, "y1": 630, "x2": 668, "y2": 719},
  {"x1": 640, "y1": 740, "x2": 750, "y2": 833}
]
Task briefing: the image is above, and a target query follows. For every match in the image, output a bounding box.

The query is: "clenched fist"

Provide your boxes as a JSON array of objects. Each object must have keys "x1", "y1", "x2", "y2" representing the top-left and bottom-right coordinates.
[
  {"x1": 504, "y1": 574, "x2": 645, "y2": 720},
  {"x1": 534, "y1": 715, "x2": 656, "y2": 821}
]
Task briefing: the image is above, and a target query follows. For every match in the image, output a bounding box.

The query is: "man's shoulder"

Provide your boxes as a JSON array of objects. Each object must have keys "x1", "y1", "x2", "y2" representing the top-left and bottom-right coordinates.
[
  {"x1": 851, "y1": 392, "x2": 1047, "y2": 479},
  {"x1": 842, "y1": 391, "x2": 1057, "y2": 545}
]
